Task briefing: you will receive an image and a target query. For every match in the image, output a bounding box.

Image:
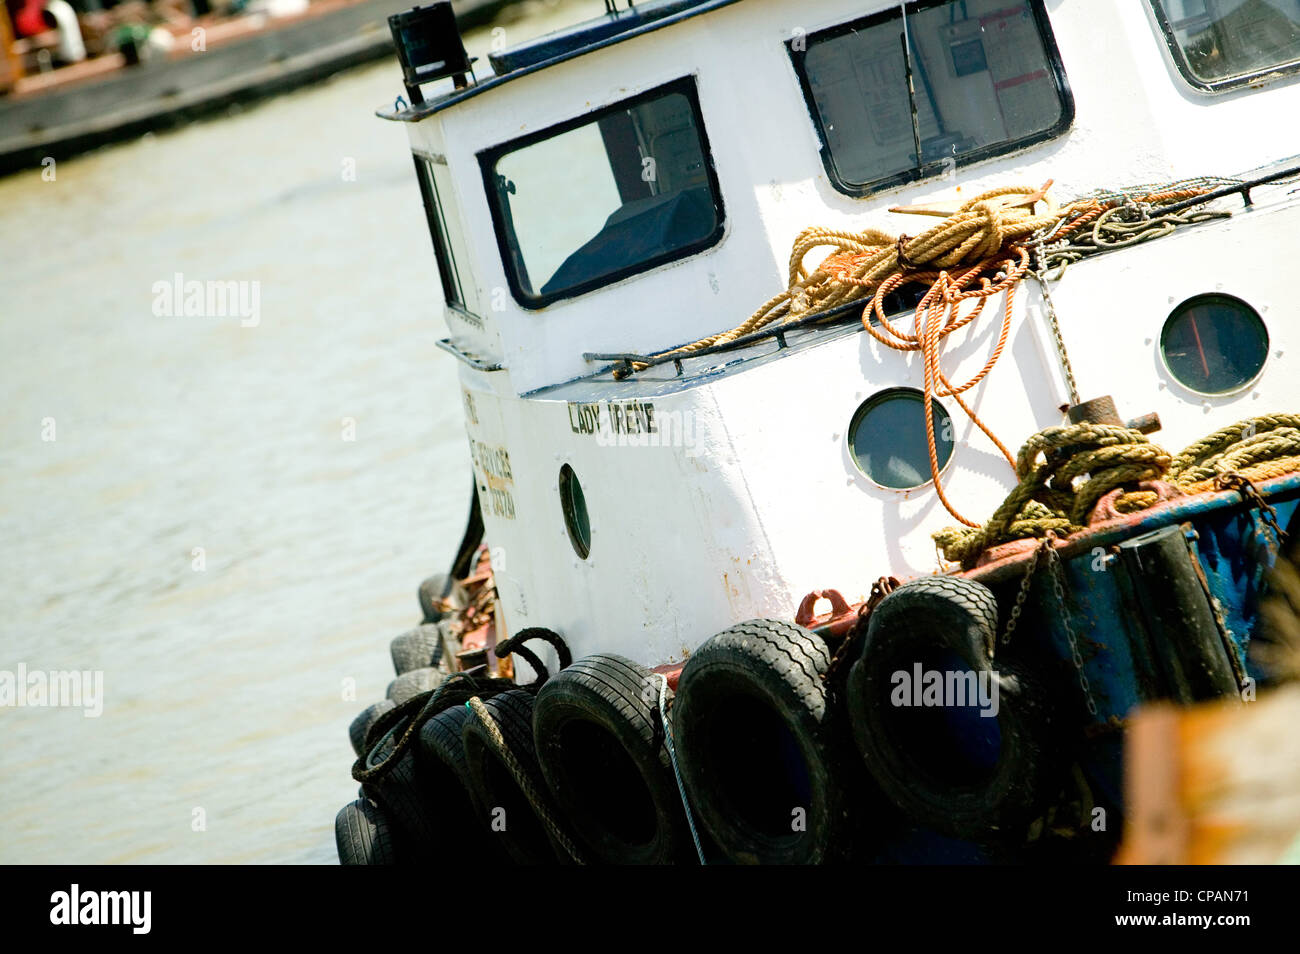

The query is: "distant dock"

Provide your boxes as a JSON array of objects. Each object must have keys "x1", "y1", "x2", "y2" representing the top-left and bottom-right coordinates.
[{"x1": 0, "y1": 0, "x2": 512, "y2": 176}]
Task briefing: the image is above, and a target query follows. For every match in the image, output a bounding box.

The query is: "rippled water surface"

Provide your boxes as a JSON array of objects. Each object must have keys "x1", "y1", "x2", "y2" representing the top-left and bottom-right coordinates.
[{"x1": 0, "y1": 0, "x2": 581, "y2": 863}]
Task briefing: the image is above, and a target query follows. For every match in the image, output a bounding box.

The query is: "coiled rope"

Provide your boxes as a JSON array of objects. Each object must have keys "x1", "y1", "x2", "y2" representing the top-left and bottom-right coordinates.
[
  {"x1": 618, "y1": 178, "x2": 1233, "y2": 527},
  {"x1": 935, "y1": 414, "x2": 1300, "y2": 568},
  {"x1": 622, "y1": 183, "x2": 1058, "y2": 376},
  {"x1": 352, "y1": 628, "x2": 572, "y2": 783},
  {"x1": 352, "y1": 670, "x2": 517, "y2": 783}
]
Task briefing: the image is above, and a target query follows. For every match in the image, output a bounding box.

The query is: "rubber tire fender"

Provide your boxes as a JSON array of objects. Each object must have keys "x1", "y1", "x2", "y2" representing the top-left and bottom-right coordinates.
[
  {"x1": 673, "y1": 619, "x2": 862, "y2": 864},
  {"x1": 335, "y1": 798, "x2": 399, "y2": 865},
  {"x1": 387, "y1": 666, "x2": 446, "y2": 706},
  {"x1": 533, "y1": 653, "x2": 688, "y2": 864},
  {"x1": 349, "y1": 698, "x2": 396, "y2": 758},
  {"x1": 845, "y1": 574, "x2": 1059, "y2": 840},
  {"x1": 461, "y1": 689, "x2": 567, "y2": 865},
  {"x1": 415, "y1": 703, "x2": 510, "y2": 862},
  {"x1": 390, "y1": 623, "x2": 446, "y2": 677},
  {"x1": 360, "y1": 718, "x2": 441, "y2": 857}
]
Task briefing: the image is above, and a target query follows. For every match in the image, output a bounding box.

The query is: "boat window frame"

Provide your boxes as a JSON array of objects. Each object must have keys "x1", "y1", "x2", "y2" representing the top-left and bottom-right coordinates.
[
  {"x1": 477, "y1": 75, "x2": 727, "y2": 311},
  {"x1": 1146, "y1": 0, "x2": 1300, "y2": 94},
  {"x1": 413, "y1": 152, "x2": 468, "y2": 311},
  {"x1": 846, "y1": 387, "x2": 956, "y2": 490},
  {"x1": 787, "y1": 0, "x2": 1075, "y2": 198},
  {"x1": 1158, "y1": 292, "x2": 1271, "y2": 396}
]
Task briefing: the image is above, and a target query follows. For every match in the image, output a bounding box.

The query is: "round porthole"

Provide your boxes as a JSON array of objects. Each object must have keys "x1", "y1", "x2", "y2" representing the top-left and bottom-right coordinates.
[
  {"x1": 559, "y1": 463, "x2": 591, "y2": 559},
  {"x1": 1160, "y1": 294, "x2": 1268, "y2": 396},
  {"x1": 848, "y1": 388, "x2": 954, "y2": 490}
]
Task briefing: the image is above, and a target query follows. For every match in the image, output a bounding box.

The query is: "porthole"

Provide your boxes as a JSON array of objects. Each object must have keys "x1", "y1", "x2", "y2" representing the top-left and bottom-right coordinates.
[
  {"x1": 848, "y1": 388, "x2": 954, "y2": 490},
  {"x1": 559, "y1": 463, "x2": 591, "y2": 559},
  {"x1": 1160, "y1": 294, "x2": 1268, "y2": 396}
]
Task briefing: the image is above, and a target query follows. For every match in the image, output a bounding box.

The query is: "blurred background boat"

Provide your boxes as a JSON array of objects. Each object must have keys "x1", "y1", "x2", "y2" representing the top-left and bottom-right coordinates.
[{"x1": 0, "y1": 0, "x2": 518, "y2": 174}]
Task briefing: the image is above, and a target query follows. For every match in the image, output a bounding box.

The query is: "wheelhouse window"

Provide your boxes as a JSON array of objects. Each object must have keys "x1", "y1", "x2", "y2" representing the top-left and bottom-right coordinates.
[
  {"x1": 480, "y1": 77, "x2": 725, "y2": 309},
  {"x1": 414, "y1": 153, "x2": 478, "y2": 320},
  {"x1": 1149, "y1": 1, "x2": 1300, "y2": 92},
  {"x1": 789, "y1": 0, "x2": 1072, "y2": 197}
]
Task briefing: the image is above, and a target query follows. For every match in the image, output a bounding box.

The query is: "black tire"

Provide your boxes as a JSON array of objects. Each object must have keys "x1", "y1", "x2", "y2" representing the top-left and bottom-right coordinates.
[
  {"x1": 418, "y1": 574, "x2": 451, "y2": 623},
  {"x1": 415, "y1": 704, "x2": 510, "y2": 862},
  {"x1": 845, "y1": 575, "x2": 1060, "y2": 841},
  {"x1": 461, "y1": 689, "x2": 566, "y2": 864},
  {"x1": 348, "y1": 699, "x2": 396, "y2": 758},
  {"x1": 390, "y1": 623, "x2": 446, "y2": 676},
  {"x1": 387, "y1": 666, "x2": 446, "y2": 706},
  {"x1": 360, "y1": 719, "x2": 440, "y2": 857},
  {"x1": 335, "y1": 798, "x2": 399, "y2": 865},
  {"x1": 673, "y1": 619, "x2": 862, "y2": 864},
  {"x1": 533, "y1": 654, "x2": 688, "y2": 864}
]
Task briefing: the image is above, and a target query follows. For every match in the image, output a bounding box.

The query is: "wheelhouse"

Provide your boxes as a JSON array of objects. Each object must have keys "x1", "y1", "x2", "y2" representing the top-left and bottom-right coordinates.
[{"x1": 384, "y1": 0, "x2": 1300, "y2": 398}]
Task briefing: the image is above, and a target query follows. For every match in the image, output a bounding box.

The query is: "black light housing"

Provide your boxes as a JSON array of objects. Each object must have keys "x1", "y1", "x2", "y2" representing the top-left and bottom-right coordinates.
[{"x1": 388, "y1": 3, "x2": 473, "y2": 105}]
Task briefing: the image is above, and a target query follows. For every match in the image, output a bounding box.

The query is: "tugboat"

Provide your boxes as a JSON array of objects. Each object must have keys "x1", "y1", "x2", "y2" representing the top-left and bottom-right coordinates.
[{"x1": 337, "y1": 0, "x2": 1300, "y2": 865}]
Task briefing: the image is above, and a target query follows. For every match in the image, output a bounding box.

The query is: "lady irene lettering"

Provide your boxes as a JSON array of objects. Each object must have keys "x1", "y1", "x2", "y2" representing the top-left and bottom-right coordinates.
[{"x1": 568, "y1": 401, "x2": 657, "y2": 436}]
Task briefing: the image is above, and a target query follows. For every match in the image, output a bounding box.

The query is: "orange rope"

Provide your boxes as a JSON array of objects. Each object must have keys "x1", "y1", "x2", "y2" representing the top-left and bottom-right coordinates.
[
  {"x1": 626, "y1": 182, "x2": 1220, "y2": 526},
  {"x1": 822, "y1": 245, "x2": 1030, "y2": 525},
  {"x1": 814, "y1": 185, "x2": 1212, "y2": 526}
]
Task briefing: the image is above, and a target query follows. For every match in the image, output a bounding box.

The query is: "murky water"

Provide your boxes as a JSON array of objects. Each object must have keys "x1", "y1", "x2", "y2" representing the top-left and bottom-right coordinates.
[{"x1": 0, "y1": 0, "x2": 581, "y2": 864}]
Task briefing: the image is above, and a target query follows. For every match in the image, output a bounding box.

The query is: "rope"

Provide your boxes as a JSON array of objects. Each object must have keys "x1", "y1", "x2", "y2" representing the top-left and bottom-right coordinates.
[
  {"x1": 465, "y1": 695, "x2": 588, "y2": 864},
  {"x1": 935, "y1": 415, "x2": 1300, "y2": 568},
  {"x1": 615, "y1": 178, "x2": 1230, "y2": 527},
  {"x1": 351, "y1": 629, "x2": 572, "y2": 783},
  {"x1": 619, "y1": 183, "x2": 1057, "y2": 379},
  {"x1": 498, "y1": 627, "x2": 573, "y2": 671},
  {"x1": 652, "y1": 673, "x2": 706, "y2": 865},
  {"x1": 861, "y1": 247, "x2": 1029, "y2": 525},
  {"x1": 1168, "y1": 414, "x2": 1300, "y2": 491},
  {"x1": 351, "y1": 671, "x2": 516, "y2": 783}
]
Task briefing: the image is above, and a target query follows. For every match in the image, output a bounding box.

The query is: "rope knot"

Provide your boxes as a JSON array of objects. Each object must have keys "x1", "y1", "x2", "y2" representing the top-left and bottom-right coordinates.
[{"x1": 895, "y1": 234, "x2": 920, "y2": 271}]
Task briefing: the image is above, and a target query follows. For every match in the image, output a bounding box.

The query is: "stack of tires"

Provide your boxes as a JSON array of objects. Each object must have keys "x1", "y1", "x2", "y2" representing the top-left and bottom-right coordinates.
[
  {"x1": 338, "y1": 573, "x2": 1081, "y2": 865},
  {"x1": 666, "y1": 578, "x2": 1077, "y2": 863}
]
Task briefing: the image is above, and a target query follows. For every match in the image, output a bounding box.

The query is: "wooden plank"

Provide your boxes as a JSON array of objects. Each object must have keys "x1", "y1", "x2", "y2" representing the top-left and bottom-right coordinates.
[
  {"x1": 888, "y1": 179, "x2": 1052, "y2": 217},
  {"x1": 1118, "y1": 684, "x2": 1300, "y2": 864}
]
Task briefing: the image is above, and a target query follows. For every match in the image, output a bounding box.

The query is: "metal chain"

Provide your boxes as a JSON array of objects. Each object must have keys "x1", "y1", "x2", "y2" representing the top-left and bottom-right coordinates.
[
  {"x1": 1215, "y1": 472, "x2": 1288, "y2": 548},
  {"x1": 654, "y1": 673, "x2": 707, "y2": 865},
  {"x1": 1044, "y1": 544, "x2": 1099, "y2": 716},
  {"x1": 1024, "y1": 188, "x2": 1235, "y2": 411},
  {"x1": 995, "y1": 535, "x2": 1098, "y2": 715},
  {"x1": 1030, "y1": 244, "x2": 1081, "y2": 407},
  {"x1": 993, "y1": 538, "x2": 1047, "y2": 657}
]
